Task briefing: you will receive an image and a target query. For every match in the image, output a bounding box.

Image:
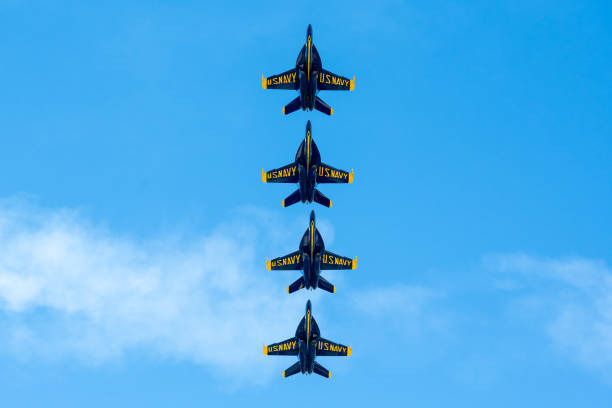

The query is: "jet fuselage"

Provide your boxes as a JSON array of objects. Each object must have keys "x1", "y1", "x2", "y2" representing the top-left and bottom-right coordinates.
[
  {"x1": 295, "y1": 120, "x2": 321, "y2": 203},
  {"x1": 298, "y1": 211, "x2": 325, "y2": 290},
  {"x1": 295, "y1": 24, "x2": 322, "y2": 111},
  {"x1": 296, "y1": 300, "x2": 320, "y2": 374}
]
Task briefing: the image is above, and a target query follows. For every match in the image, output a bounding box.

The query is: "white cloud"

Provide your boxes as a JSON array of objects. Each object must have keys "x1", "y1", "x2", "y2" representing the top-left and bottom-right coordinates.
[
  {"x1": 0, "y1": 199, "x2": 314, "y2": 382},
  {"x1": 487, "y1": 253, "x2": 612, "y2": 371},
  {"x1": 0, "y1": 198, "x2": 442, "y2": 384}
]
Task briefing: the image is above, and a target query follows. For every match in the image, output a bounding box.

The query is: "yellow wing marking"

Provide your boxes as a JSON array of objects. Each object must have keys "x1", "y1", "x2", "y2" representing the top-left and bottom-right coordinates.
[
  {"x1": 262, "y1": 75, "x2": 267, "y2": 89},
  {"x1": 261, "y1": 169, "x2": 267, "y2": 183},
  {"x1": 350, "y1": 76, "x2": 355, "y2": 91},
  {"x1": 266, "y1": 258, "x2": 271, "y2": 270},
  {"x1": 352, "y1": 257, "x2": 357, "y2": 270}
]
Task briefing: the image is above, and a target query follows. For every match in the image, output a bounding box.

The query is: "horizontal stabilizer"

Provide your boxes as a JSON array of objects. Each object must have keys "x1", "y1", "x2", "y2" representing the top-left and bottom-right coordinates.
[
  {"x1": 287, "y1": 277, "x2": 305, "y2": 294},
  {"x1": 317, "y1": 163, "x2": 353, "y2": 184},
  {"x1": 313, "y1": 189, "x2": 332, "y2": 208},
  {"x1": 313, "y1": 361, "x2": 331, "y2": 378},
  {"x1": 267, "y1": 250, "x2": 304, "y2": 271},
  {"x1": 283, "y1": 361, "x2": 301, "y2": 378},
  {"x1": 282, "y1": 189, "x2": 301, "y2": 207},
  {"x1": 314, "y1": 96, "x2": 333, "y2": 116},
  {"x1": 320, "y1": 250, "x2": 356, "y2": 270},
  {"x1": 283, "y1": 96, "x2": 301, "y2": 115},
  {"x1": 263, "y1": 164, "x2": 299, "y2": 183},
  {"x1": 318, "y1": 69, "x2": 354, "y2": 91},
  {"x1": 317, "y1": 276, "x2": 335, "y2": 293},
  {"x1": 263, "y1": 68, "x2": 299, "y2": 90}
]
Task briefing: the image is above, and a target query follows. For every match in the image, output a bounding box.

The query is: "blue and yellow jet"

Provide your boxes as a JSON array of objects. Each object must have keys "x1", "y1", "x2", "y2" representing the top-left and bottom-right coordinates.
[
  {"x1": 262, "y1": 120, "x2": 353, "y2": 208},
  {"x1": 262, "y1": 24, "x2": 355, "y2": 115},
  {"x1": 266, "y1": 210, "x2": 356, "y2": 294},
  {"x1": 264, "y1": 300, "x2": 351, "y2": 378}
]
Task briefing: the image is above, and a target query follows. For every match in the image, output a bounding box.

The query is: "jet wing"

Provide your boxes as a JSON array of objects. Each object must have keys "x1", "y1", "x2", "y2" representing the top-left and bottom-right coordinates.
[
  {"x1": 316, "y1": 163, "x2": 353, "y2": 184},
  {"x1": 267, "y1": 251, "x2": 304, "y2": 270},
  {"x1": 262, "y1": 163, "x2": 299, "y2": 183},
  {"x1": 317, "y1": 68, "x2": 354, "y2": 91},
  {"x1": 262, "y1": 68, "x2": 300, "y2": 90},
  {"x1": 264, "y1": 337, "x2": 299, "y2": 356},
  {"x1": 320, "y1": 250, "x2": 356, "y2": 270},
  {"x1": 316, "y1": 338, "x2": 352, "y2": 356}
]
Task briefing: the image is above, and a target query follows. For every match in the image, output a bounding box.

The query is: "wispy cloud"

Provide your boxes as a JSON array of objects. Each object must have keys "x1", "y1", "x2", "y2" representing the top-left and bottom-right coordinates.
[
  {"x1": 486, "y1": 253, "x2": 612, "y2": 371},
  {"x1": 0, "y1": 199, "x2": 311, "y2": 382},
  {"x1": 0, "y1": 199, "x2": 436, "y2": 384}
]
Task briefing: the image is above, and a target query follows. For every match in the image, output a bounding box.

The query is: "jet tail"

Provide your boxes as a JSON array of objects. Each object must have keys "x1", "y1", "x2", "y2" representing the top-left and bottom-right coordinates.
[
  {"x1": 283, "y1": 362, "x2": 301, "y2": 378},
  {"x1": 313, "y1": 361, "x2": 331, "y2": 378},
  {"x1": 314, "y1": 96, "x2": 333, "y2": 115},
  {"x1": 313, "y1": 189, "x2": 332, "y2": 208},
  {"x1": 283, "y1": 96, "x2": 301, "y2": 115},
  {"x1": 317, "y1": 276, "x2": 335, "y2": 293},
  {"x1": 282, "y1": 189, "x2": 301, "y2": 207},
  {"x1": 287, "y1": 277, "x2": 305, "y2": 294}
]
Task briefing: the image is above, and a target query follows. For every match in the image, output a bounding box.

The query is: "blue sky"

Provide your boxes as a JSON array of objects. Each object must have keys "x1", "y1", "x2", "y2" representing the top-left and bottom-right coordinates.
[{"x1": 1, "y1": 0, "x2": 611, "y2": 406}]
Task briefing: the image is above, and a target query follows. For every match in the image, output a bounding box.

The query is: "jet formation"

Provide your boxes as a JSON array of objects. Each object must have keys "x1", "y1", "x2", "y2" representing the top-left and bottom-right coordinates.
[
  {"x1": 262, "y1": 24, "x2": 354, "y2": 115},
  {"x1": 267, "y1": 210, "x2": 356, "y2": 294},
  {"x1": 262, "y1": 120, "x2": 353, "y2": 208},
  {"x1": 262, "y1": 25, "x2": 355, "y2": 378},
  {"x1": 264, "y1": 300, "x2": 351, "y2": 378}
]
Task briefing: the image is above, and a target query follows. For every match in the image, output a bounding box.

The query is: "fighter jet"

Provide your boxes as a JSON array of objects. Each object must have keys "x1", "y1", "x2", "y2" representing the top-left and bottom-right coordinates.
[
  {"x1": 267, "y1": 210, "x2": 356, "y2": 294},
  {"x1": 262, "y1": 24, "x2": 354, "y2": 115},
  {"x1": 264, "y1": 299, "x2": 351, "y2": 378},
  {"x1": 262, "y1": 120, "x2": 353, "y2": 208}
]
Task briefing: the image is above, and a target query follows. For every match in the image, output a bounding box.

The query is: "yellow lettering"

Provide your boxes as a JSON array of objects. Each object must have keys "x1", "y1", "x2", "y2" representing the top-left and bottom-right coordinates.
[{"x1": 326, "y1": 74, "x2": 331, "y2": 84}]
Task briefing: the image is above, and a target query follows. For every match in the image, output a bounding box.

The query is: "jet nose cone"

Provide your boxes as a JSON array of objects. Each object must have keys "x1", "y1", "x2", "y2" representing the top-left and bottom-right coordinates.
[
  {"x1": 310, "y1": 210, "x2": 315, "y2": 222},
  {"x1": 306, "y1": 120, "x2": 311, "y2": 131},
  {"x1": 306, "y1": 299, "x2": 312, "y2": 312},
  {"x1": 307, "y1": 24, "x2": 312, "y2": 38}
]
